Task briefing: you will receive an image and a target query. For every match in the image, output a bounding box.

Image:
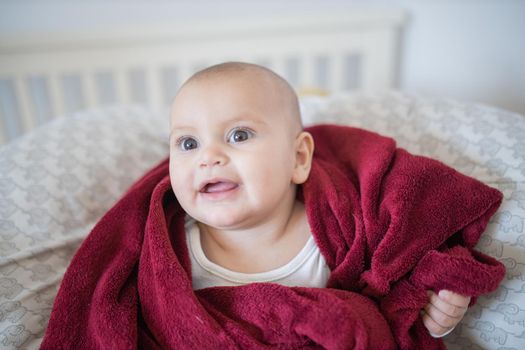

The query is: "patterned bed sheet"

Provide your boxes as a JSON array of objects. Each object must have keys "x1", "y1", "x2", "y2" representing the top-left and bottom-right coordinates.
[{"x1": 1, "y1": 92, "x2": 524, "y2": 349}]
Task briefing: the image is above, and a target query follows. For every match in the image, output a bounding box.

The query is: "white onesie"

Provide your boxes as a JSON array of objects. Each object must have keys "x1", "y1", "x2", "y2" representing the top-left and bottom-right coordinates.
[{"x1": 185, "y1": 218, "x2": 331, "y2": 291}]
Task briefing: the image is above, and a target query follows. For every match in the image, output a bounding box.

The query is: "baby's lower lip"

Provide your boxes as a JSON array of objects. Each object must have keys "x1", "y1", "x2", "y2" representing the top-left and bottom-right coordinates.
[
  {"x1": 199, "y1": 182, "x2": 239, "y2": 200},
  {"x1": 203, "y1": 182, "x2": 237, "y2": 193}
]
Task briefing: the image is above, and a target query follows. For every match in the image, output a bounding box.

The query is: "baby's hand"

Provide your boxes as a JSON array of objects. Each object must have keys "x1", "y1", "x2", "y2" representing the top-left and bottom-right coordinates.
[{"x1": 421, "y1": 290, "x2": 471, "y2": 337}]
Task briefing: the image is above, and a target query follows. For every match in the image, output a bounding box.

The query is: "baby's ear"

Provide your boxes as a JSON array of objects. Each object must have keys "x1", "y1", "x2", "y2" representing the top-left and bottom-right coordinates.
[{"x1": 292, "y1": 131, "x2": 314, "y2": 184}]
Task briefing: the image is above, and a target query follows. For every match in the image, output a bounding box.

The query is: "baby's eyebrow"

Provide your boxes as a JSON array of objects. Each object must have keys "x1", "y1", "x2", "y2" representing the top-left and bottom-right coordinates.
[
  {"x1": 169, "y1": 125, "x2": 195, "y2": 140},
  {"x1": 228, "y1": 117, "x2": 267, "y2": 126},
  {"x1": 169, "y1": 117, "x2": 268, "y2": 139}
]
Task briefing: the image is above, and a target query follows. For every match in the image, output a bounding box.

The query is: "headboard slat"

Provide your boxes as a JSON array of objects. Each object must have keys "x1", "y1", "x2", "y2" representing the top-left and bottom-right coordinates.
[
  {"x1": 48, "y1": 74, "x2": 65, "y2": 118},
  {"x1": 82, "y1": 72, "x2": 98, "y2": 110},
  {"x1": 114, "y1": 69, "x2": 131, "y2": 106},
  {"x1": 13, "y1": 77, "x2": 35, "y2": 134},
  {"x1": 146, "y1": 67, "x2": 163, "y2": 109}
]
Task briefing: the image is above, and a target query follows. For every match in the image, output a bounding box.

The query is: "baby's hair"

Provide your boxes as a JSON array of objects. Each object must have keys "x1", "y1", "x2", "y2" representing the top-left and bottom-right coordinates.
[
  {"x1": 182, "y1": 62, "x2": 303, "y2": 131},
  {"x1": 189, "y1": 61, "x2": 259, "y2": 79},
  {"x1": 188, "y1": 62, "x2": 289, "y2": 90}
]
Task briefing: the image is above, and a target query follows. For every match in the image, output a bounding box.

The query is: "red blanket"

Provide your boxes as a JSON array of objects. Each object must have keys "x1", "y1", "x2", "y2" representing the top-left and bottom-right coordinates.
[{"x1": 41, "y1": 125, "x2": 505, "y2": 349}]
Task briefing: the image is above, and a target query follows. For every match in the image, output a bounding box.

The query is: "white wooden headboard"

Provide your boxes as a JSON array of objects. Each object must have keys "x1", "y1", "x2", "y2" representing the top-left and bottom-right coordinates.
[{"x1": 0, "y1": 10, "x2": 406, "y2": 145}]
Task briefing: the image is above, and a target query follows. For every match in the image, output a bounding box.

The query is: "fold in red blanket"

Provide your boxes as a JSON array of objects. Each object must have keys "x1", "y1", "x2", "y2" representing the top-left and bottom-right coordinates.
[{"x1": 41, "y1": 125, "x2": 505, "y2": 349}]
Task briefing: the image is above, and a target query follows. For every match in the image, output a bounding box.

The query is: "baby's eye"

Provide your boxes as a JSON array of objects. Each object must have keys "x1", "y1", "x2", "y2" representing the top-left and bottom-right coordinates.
[
  {"x1": 177, "y1": 137, "x2": 199, "y2": 151},
  {"x1": 228, "y1": 128, "x2": 254, "y2": 143}
]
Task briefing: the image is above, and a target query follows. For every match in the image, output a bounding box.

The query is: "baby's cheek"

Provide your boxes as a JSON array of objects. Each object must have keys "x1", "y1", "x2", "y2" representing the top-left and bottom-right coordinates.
[
  {"x1": 171, "y1": 178, "x2": 187, "y2": 199},
  {"x1": 169, "y1": 169, "x2": 188, "y2": 200},
  {"x1": 171, "y1": 182, "x2": 194, "y2": 215}
]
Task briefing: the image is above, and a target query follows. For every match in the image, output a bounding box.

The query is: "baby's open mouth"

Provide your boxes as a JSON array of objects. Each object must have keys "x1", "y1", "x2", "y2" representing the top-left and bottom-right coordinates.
[{"x1": 200, "y1": 181, "x2": 238, "y2": 193}]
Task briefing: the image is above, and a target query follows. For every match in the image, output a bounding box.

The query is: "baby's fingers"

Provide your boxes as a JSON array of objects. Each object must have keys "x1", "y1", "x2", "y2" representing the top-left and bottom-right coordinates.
[
  {"x1": 421, "y1": 309, "x2": 453, "y2": 336},
  {"x1": 427, "y1": 290, "x2": 469, "y2": 318},
  {"x1": 437, "y1": 290, "x2": 471, "y2": 309},
  {"x1": 423, "y1": 302, "x2": 461, "y2": 330}
]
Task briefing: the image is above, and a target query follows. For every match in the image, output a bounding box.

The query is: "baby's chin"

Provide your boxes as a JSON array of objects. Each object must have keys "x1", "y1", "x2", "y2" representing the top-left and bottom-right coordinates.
[
  {"x1": 196, "y1": 217, "x2": 242, "y2": 231},
  {"x1": 177, "y1": 198, "x2": 259, "y2": 230},
  {"x1": 192, "y1": 212, "x2": 253, "y2": 231}
]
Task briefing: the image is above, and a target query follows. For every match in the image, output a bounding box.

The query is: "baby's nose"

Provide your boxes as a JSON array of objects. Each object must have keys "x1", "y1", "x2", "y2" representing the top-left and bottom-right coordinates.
[{"x1": 199, "y1": 145, "x2": 228, "y2": 167}]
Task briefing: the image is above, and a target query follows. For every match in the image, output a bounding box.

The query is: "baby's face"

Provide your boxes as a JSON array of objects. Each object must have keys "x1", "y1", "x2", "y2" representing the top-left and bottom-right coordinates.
[{"x1": 169, "y1": 72, "x2": 301, "y2": 230}]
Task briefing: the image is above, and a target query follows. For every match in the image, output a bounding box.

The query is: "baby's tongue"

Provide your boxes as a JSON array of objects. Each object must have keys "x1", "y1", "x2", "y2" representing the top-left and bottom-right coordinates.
[{"x1": 206, "y1": 182, "x2": 237, "y2": 193}]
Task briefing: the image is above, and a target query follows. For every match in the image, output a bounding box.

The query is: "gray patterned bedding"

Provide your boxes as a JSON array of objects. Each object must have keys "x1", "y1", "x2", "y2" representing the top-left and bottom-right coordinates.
[{"x1": 1, "y1": 92, "x2": 524, "y2": 349}]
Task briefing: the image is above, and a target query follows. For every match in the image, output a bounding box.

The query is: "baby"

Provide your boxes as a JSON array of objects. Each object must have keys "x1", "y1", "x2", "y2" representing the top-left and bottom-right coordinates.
[{"x1": 168, "y1": 62, "x2": 470, "y2": 338}]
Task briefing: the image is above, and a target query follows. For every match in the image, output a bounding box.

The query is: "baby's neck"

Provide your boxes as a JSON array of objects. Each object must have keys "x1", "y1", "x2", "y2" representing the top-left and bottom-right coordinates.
[{"x1": 197, "y1": 200, "x2": 310, "y2": 274}]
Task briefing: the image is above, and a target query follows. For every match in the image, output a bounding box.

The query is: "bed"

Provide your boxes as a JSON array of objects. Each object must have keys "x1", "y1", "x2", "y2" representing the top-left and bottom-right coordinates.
[{"x1": 1, "y1": 10, "x2": 525, "y2": 350}]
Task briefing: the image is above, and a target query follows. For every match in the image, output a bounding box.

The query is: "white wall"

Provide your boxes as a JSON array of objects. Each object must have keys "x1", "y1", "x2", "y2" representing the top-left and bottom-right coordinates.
[
  {"x1": 395, "y1": 0, "x2": 525, "y2": 116},
  {"x1": 1, "y1": 0, "x2": 524, "y2": 115}
]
